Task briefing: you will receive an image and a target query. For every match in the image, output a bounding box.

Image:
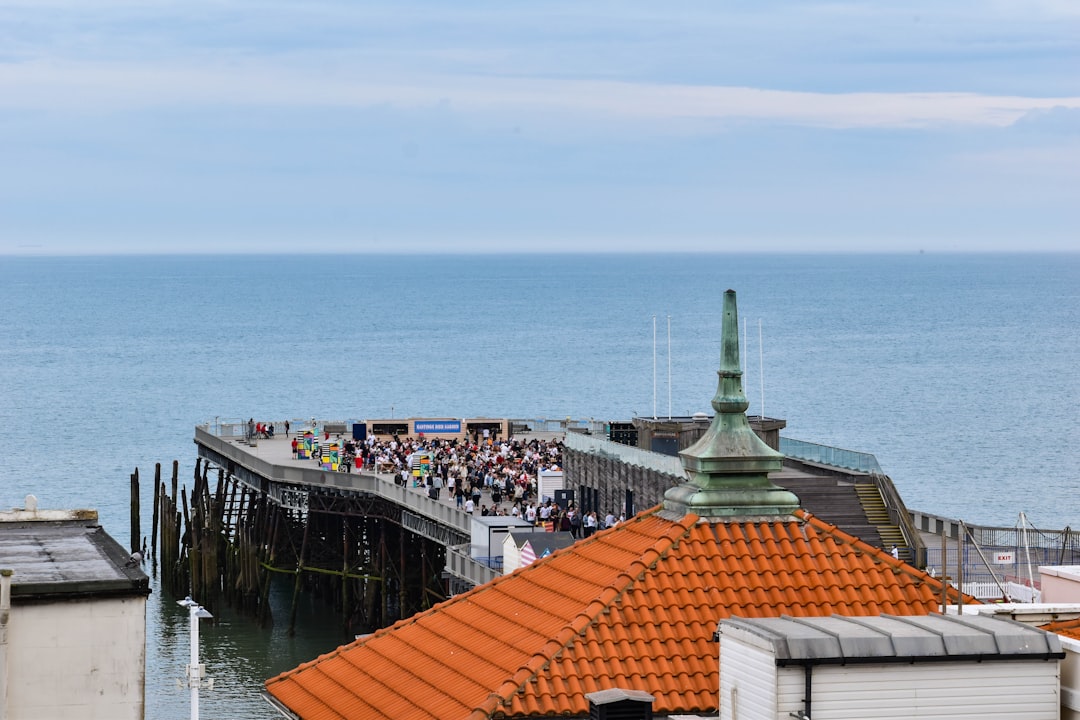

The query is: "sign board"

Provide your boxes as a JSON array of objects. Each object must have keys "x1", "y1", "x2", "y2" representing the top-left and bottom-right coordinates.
[
  {"x1": 993, "y1": 551, "x2": 1015, "y2": 564},
  {"x1": 414, "y1": 420, "x2": 461, "y2": 434}
]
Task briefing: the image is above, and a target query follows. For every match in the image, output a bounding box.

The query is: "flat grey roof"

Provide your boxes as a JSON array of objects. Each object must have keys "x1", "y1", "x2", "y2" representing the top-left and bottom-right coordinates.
[
  {"x1": 0, "y1": 520, "x2": 150, "y2": 600},
  {"x1": 719, "y1": 614, "x2": 1063, "y2": 663}
]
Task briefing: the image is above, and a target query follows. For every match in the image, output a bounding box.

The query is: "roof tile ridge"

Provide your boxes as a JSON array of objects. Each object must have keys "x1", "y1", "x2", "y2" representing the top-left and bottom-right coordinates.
[{"x1": 468, "y1": 511, "x2": 697, "y2": 719}]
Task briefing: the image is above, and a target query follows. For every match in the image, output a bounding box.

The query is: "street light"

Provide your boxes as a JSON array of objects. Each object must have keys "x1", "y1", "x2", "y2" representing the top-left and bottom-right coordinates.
[{"x1": 177, "y1": 596, "x2": 214, "y2": 720}]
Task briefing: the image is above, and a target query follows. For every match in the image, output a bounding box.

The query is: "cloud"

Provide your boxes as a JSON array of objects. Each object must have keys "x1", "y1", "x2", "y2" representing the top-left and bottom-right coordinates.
[
  {"x1": 1012, "y1": 105, "x2": 1080, "y2": 133},
  {"x1": 2, "y1": 58, "x2": 1079, "y2": 132}
]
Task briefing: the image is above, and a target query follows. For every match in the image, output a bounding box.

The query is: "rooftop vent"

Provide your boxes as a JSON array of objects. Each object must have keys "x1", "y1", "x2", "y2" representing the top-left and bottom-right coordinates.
[{"x1": 587, "y1": 688, "x2": 654, "y2": 720}]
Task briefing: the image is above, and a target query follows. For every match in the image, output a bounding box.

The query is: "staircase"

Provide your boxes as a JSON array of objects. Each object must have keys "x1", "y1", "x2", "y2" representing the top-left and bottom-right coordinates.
[
  {"x1": 855, "y1": 483, "x2": 908, "y2": 560},
  {"x1": 776, "y1": 475, "x2": 885, "y2": 549}
]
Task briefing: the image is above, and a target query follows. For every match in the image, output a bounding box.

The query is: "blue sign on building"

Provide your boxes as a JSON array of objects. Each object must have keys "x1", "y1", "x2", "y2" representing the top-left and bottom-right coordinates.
[{"x1": 414, "y1": 420, "x2": 461, "y2": 433}]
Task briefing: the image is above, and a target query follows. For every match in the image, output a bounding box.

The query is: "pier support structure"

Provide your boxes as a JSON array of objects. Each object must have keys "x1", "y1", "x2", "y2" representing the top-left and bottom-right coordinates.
[{"x1": 152, "y1": 455, "x2": 452, "y2": 635}]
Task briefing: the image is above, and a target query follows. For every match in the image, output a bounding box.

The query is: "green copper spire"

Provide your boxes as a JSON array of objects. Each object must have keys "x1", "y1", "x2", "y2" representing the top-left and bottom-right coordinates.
[{"x1": 661, "y1": 289, "x2": 800, "y2": 520}]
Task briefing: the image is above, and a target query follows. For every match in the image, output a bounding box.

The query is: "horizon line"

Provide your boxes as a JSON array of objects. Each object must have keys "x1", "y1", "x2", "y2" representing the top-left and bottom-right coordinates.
[{"x1": 2, "y1": 248, "x2": 1077, "y2": 258}]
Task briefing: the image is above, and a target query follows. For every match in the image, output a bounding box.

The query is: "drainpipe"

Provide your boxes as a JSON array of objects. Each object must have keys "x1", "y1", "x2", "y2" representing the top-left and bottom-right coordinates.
[
  {"x1": 1, "y1": 568, "x2": 13, "y2": 720},
  {"x1": 786, "y1": 664, "x2": 813, "y2": 720},
  {"x1": 803, "y1": 664, "x2": 812, "y2": 720}
]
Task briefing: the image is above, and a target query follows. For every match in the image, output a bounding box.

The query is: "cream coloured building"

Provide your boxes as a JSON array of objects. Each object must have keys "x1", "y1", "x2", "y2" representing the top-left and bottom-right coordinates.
[{"x1": 0, "y1": 503, "x2": 149, "y2": 720}]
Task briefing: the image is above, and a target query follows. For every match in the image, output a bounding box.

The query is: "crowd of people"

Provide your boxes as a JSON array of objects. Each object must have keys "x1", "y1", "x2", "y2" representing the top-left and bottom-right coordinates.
[
  {"x1": 284, "y1": 427, "x2": 625, "y2": 538},
  {"x1": 364, "y1": 434, "x2": 562, "y2": 502}
]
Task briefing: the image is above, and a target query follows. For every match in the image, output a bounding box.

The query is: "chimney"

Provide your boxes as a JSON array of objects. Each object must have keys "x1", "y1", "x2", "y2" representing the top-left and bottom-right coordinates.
[{"x1": 586, "y1": 688, "x2": 654, "y2": 720}]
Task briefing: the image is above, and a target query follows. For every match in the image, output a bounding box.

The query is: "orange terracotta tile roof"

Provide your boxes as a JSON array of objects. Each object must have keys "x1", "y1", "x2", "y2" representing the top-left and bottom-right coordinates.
[
  {"x1": 1040, "y1": 617, "x2": 1080, "y2": 641},
  {"x1": 265, "y1": 506, "x2": 966, "y2": 719}
]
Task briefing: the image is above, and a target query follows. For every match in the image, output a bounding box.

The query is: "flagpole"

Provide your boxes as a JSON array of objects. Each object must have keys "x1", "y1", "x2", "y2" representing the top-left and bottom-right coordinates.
[
  {"x1": 758, "y1": 319, "x2": 765, "y2": 419},
  {"x1": 652, "y1": 315, "x2": 657, "y2": 420},
  {"x1": 666, "y1": 315, "x2": 672, "y2": 419},
  {"x1": 742, "y1": 316, "x2": 748, "y2": 414}
]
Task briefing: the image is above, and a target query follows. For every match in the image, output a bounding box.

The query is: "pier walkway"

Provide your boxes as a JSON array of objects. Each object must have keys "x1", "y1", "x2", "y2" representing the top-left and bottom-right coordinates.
[{"x1": 193, "y1": 425, "x2": 524, "y2": 588}]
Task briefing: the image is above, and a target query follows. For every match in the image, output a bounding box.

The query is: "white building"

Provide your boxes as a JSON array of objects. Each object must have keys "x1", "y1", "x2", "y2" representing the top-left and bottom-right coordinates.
[
  {"x1": 502, "y1": 530, "x2": 574, "y2": 573},
  {"x1": 0, "y1": 503, "x2": 150, "y2": 720},
  {"x1": 718, "y1": 613, "x2": 1064, "y2": 720}
]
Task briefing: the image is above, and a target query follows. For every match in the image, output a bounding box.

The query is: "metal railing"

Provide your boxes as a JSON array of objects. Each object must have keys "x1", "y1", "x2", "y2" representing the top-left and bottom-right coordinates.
[
  {"x1": 562, "y1": 431, "x2": 686, "y2": 478},
  {"x1": 194, "y1": 426, "x2": 471, "y2": 537},
  {"x1": 779, "y1": 437, "x2": 883, "y2": 474},
  {"x1": 444, "y1": 544, "x2": 500, "y2": 587}
]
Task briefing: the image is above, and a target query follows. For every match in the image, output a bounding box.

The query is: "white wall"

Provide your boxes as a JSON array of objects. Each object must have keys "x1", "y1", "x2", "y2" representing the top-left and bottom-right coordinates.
[
  {"x1": 470, "y1": 516, "x2": 533, "y2": 559},
  {"x1": 1040, "y1": 567, "x2": 1080, "y2": 604},
  {"x1": 1061, "y1": 636, "x2": 1080, "y2": 720},
  {"x1": 719, "y1": 637, "x2": 776, "y2": 720},
  {"x1": 502, "y1": 535, "x2": 522, "y2": 573},
  {"x1": 537, "y1": 470, "x2": 564, "y2": 501},
  {"x1": 779, "y1": 661, "x2": 1058, "y2": 720},
  {"x1": 7, "y1": 596, "x2": 146, "y2": 720},
  {"x1": 722, "y1": 626, "x2": 1060, "y2": 720}
]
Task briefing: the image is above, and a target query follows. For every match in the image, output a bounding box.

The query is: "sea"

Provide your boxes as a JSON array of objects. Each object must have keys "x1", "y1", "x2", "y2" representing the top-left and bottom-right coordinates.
[{"x1": 0, "y1": 252, "x2": 1077, "y2": 719}]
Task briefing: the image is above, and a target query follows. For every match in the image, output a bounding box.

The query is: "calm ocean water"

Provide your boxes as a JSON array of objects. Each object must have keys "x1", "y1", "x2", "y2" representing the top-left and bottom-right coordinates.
[{"x1": 1, "y1": 252, "x2": 1077, "y2": 718}]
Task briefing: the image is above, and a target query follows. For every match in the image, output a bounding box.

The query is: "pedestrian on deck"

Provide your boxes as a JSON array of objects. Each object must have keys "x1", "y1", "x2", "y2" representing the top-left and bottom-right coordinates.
[
  {"x1": 284, "y1": 420, "x2": 290, "y2": 437},
  {"x1": 584, "y1": 511, "x2": 598, "y2": 537}
]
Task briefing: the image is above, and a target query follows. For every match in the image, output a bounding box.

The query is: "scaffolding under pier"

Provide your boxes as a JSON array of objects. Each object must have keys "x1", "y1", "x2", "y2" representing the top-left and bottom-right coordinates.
[{"x1": 170, "y1": 425, "x2": 499, "y2": 634}]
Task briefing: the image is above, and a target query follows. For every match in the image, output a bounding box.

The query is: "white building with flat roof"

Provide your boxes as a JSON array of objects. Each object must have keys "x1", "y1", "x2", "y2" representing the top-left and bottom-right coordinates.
[{"x1": 0, "y1": 501, "x2": 150, "y2": 720}]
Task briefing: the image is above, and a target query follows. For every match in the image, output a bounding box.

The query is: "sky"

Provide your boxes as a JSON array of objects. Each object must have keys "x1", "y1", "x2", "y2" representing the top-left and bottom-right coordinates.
[{"x1": 0, "y1": 0, "x2": 1078, "y2": 254}]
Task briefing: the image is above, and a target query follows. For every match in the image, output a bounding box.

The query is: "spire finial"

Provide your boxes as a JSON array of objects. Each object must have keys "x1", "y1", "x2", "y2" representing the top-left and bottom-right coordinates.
[{"x1": 661, "y1": 290, "x2": 799, "y2": 520}]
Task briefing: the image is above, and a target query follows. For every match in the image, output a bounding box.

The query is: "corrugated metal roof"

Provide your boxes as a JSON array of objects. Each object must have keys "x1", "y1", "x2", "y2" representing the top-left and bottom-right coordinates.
[{"x1": 720, "y1": 613, "x2": 1063, "y2": 662}]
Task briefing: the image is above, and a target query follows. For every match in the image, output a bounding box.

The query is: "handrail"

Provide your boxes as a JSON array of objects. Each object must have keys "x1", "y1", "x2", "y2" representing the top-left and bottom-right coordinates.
[
  {"x1": 779, "y1": 436, "x2": 882, "y2": 474},
  {"x1": 194, "y1": 426, "x2": 470, "y2": 536},
  {"x1": 911, "y1": 508, "x2": 1080, "y2": 549},
  {"x1": 445, "y1": 545, "x2": 499, "y2": 586},
  {"x1": 561, "y1": 431, "x2": 686, "y2": 478},
  {"x1": 872, "y1": 470, "x2": 925, "y2": 566}
]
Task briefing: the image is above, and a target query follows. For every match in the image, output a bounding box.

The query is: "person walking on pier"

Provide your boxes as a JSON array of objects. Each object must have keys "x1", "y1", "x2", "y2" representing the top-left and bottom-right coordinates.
[
  {"x1": 584, "y1": 511, "x2": 598, "y2": 537},
  {"x1": 284, "y1": 420, "x2": 290, "y2": 437}
]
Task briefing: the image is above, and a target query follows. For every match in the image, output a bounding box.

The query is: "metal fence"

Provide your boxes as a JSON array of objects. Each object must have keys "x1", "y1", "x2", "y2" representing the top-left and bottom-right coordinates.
[
  {"x1": 921, "y1": 519, "x2": 1080, "y2": 602},
  {"x1": 562, "y1": 430, "x2": 687, "y2": 477}
]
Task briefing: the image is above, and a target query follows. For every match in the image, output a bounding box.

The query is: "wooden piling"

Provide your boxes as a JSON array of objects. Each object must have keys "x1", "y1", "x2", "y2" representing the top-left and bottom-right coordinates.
[
  {"x1": 288, "y1": 515, "x2": 312, "y2": 636},
  {"x1": 144, "y1": 449, "x2": 431, "y2": 635},
  {"x1": 129, "y1": 468, "x2": 140, "y2": 555},
  {"x1": 151, "y1": 463, "x2": 161, "y2": 568}
]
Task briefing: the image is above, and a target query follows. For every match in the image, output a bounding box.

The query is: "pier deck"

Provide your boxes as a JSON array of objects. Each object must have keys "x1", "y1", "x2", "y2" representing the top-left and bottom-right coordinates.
[
  {"x1": 193, "y1": 425, "x2": 536, "y2": 596},
  {"x1": 195, "y1": 426, "x2": 525, "y2": 513}
]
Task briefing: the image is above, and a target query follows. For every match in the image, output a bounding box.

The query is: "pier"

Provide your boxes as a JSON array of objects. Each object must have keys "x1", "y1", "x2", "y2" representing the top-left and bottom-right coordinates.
[
  {"x1": 174, "y1": 418, "x2": 597, "y2": 632},
  {"x1": 139, "y1": 416, "x2": 1080, "y2": 636},
  {"x1": 185, "y1": 424, "x2": 472, "y2": 632}
]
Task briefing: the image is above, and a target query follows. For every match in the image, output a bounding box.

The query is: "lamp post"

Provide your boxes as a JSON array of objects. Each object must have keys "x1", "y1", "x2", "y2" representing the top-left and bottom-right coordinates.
[{"x1": 177, "y1": 597, "x2": 214, "y2": 720}]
